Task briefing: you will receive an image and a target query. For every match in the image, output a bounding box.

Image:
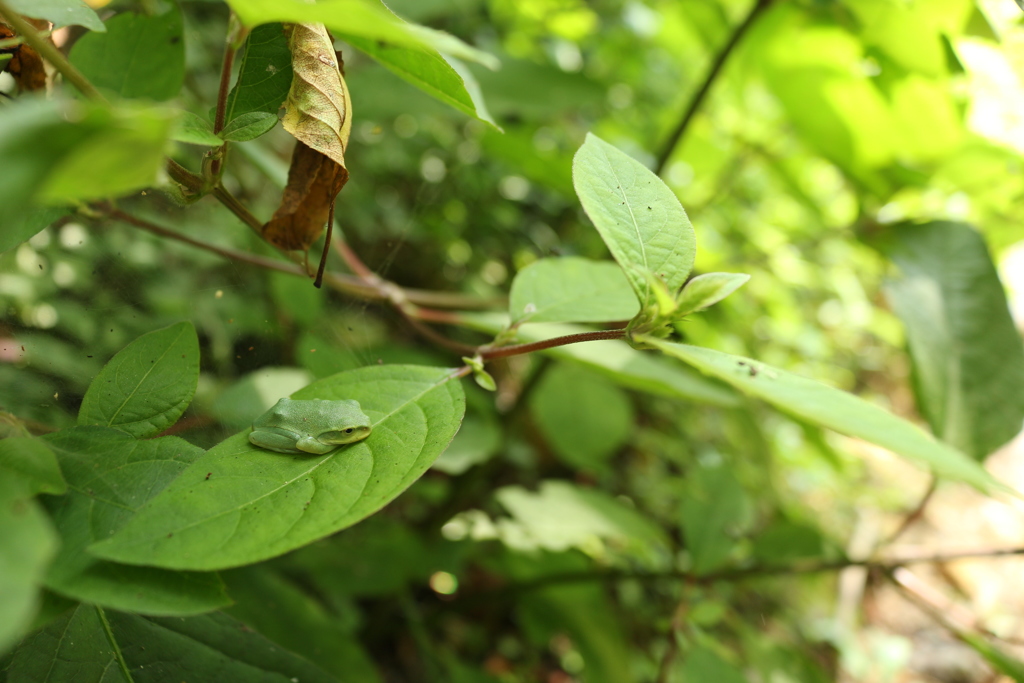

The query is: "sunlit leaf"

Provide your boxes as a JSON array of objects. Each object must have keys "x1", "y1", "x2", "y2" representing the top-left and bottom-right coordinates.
[{"x1": 89, "y1": 365, "x2": 465, "y2": 570}]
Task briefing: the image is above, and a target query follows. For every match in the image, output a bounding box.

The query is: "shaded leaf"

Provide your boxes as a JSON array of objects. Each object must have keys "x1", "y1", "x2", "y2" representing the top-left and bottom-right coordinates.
[
  {"x1": 509, "y1": 257, "x2": 639, "y2": 324},
  {"x1": 530, "y1": 364, "x2": 634, "y2": 472},
  {"x1": 678, "y1": 647, "x2": 747, "y2": 683},
  {"x1": 41, "y1": 427, "x2": 230, "y2": 615},
  {"x1": 0, "y1": 206, "x2": 68, "y2": 254},
  {"x1": 649, "y1": 340, "x2": 1004, "y2": 492},
  {"x1": 220, "y1": 111, "x2": 279, "y2": 142},
  {"x1": 681, "y1": 463, "x2": 750, "y2": 574},
  {"x1": 262, "y1": 23, "x2": 351, "y2": 251},
  {"x1": 224, "y1": 566, "x2": 382, "y2": 683},
  {"x1": 89, "y1": 365, "x2": 465, "y2": 570},
  {"x1": 78, "y1": 322, "x2": 200, "y2": 438},
  {"x1": 0, "y1": 478, "x2": 59, "y2": 656},
  {"x1": 6, "y1": 605, "x2": 337, "y2": 683},
  {"x1": 879, "y1": 221, "x2": 1024, "y2": 460},
  {"x1": 0, "y1": 437, "x2": 66, "y2": 496},
  {"x1": 4, "y1": 0, "x2": 103, "y2": 31},
  {"x1": 224, "y1": 23, "x2": 293, "y2": 122},
  {"x1": 69, "y1": 5, "x2": 185, "y2": 101},
  {"x1": 676, "y1": 272, "x2": 751, "y2": 317},
  {"x1": 572, "y1": 133, "x2": 696, "y2": 306}
]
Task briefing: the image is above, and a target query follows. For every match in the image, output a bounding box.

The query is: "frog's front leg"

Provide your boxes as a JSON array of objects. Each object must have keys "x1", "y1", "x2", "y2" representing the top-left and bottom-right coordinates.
[
  {"x1": 248, "y1": 427, "x2": 303, "y2": 453},
  {"x1": 295, "y1": 436, "x2": 337, "y2": 455}
]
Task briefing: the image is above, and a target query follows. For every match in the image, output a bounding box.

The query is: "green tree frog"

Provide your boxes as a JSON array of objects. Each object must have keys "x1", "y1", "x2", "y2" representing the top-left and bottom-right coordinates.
[{"x1": 248, "y1": 398, "x2": 372, "y2": 454}]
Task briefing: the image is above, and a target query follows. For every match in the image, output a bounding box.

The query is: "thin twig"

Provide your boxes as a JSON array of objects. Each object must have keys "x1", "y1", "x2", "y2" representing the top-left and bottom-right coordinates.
[
  {"x1": 884, "y1": 478, "x2": 937, "y2": 546},
  {"x1": 0, "y1": 1, "x2": 107, "y2": 103},
  {"x1": 653, "y1": 0, "x2": 775, "y2": 175},
  {"x1": 464, "y1": 546, "x2": 1024, "y2": 599},
  {"x1": 478, "y1": 329, "x2": 626, "y2": 360}
]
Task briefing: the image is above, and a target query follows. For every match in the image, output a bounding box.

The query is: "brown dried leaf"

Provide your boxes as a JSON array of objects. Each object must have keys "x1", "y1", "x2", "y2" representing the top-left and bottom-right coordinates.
[
  {"x1": 0, "y1": 18, "x2": 49, "y2": 92},
  {"x1": 262, "y1": 22, "x2": 352, "y2": 252}
]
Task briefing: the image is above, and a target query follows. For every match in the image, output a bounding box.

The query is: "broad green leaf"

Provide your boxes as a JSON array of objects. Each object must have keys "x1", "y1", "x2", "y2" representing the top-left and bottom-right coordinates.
[
  {"x1": 752, "y1": 520, "x2": 827, "y2": 564},
  {"x1": 4, "y1": 0, "x2": 104, "y2": 31},
  {"x1": 89, "y1": 365, "x2": 465, "y2": 570},
  {"x1": 678, "y1": 647, "x2": 747, "y2": 683},
  {"x1": 0, "y1": 98, "x2": 170, "y2": 220},
  {"x1": 344, "y1": 36, "x2": 496, "y2": 125},
  {"x1": 219, "y1": 111, "x2": 280, "y2": 142},
  {"x1": 69, "y1": 5, "x2": 185, "y2": 101},
  {"x1": 0, "y1": 206, "x2": 68, "y2": 254},
  {"x1": 529, "y1": 364, "x2": 634, "y2": 472},
  {"x1": 171, "y1": 111, "x2": 223, "y2": 147},
  {"x1": 879, "y1": 221, "x2": 1024, "y2": 460},
  {"x1": 224, "y1": 23, "x2": 293, "y2": 122},
  {"x1": 6, "y1": 605, "x2": 336, "y2": 683},
  {"x1": 459, "y1": 314, "x2": 739, "y2": 406},
  {"x1": 496, "y1": 481, "x2": 670, "y2": 566},
  {"x1": 681, "y1": 463, "x2": 750, "y2": 574},
  {"x1": 34, "y1": 104, "x2": 176, "y2": 205},
  {"x1": 224, "y1": 566, "x2": 382, "y2": 682},
  {"x1": 78, "y1": 322, "x2": 200, "y2": 438},
  {"x1": 675, "y1": 272, "x2": 751, "y2": 316},
  {"x1": 41, "y1": 427, "x2": 229, "y2": 615},
  {"x1": 0, "y1": 479, "x2": 59, "y2": 656},
  {"x1": 226, "y1": 0, "x2": 497, "y2": 67},
  {"x1": 509, "y1": 257, "x2": 639, "y2": 324},
  {"x1": 0, "y1": 437, "x2": 66, "y2": 496},
  {"x1": 572, "y1": 133, "x2": 696, "y2": 305},
  {"x1": 649, "y1": 340, "x2": 1005, "y2": 492}
]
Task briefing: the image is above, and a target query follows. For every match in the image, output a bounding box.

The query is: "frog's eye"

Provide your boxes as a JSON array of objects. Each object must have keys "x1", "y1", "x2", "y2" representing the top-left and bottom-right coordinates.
[{"x1": 344, "y1": 428, "x2": 354, "y2": 433}]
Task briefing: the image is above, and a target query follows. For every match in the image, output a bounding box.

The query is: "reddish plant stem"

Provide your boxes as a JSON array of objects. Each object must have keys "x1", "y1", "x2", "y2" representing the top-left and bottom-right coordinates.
[{"x1": 478, "y1": 329, "x2": 627, "y2": 360}]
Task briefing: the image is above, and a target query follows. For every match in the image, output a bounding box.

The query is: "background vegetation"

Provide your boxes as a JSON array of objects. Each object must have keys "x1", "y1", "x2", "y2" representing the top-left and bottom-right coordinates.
[{"x1": 3, "y1": 0, "x2": 1024, "y2": 681}]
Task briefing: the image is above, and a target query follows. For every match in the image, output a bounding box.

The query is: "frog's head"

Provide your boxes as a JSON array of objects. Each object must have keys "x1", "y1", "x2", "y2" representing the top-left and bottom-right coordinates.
[{"x1": 316, "y1": 399, "x2": 372, "y2": 445}]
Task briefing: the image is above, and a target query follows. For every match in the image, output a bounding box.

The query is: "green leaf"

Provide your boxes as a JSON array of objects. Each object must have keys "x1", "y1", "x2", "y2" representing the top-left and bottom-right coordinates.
[
  {"x1": 224, "y1": 23, "x2": 293, "y2": 122},
  {"x1": 495, "y1": 480, "x2": 670, "y2": 566},
  {"x1": 219, "y1": 111, "x2": 280, "y2": 142},
  {"x1": 0, "y1": 98, "x2": 171, "y2": 220},
  {"x1": 78, "y1": 322, "x2": 200, "y2": 438},
  {"x1": 69, "y1": 5, "x2": 185, "y2": 101},
  {"x1": 572, "y1": 133, "x2": 696, "y2": 305},
  {"x1": 226, "y1": 0, "x2": 498, "y2": 68},
  {"x1": 0, "y1": 478, "x2": 59, "y2": 656},
  {"x1": 344, "y1": 36, "x2": 496, "y2": 125},
  {"x1": 649, "y1": 340, "x2": 1005, "y2": 492},
  {"x1": 678, "y1": 647, "x2": 747, "y2": 683},
  {"x1": 211, "y1": 367, "x2": 313, "y2": 431},
  {"x1": 530, "y1": 364, "x2": 634, "y2": 472},
  {"x1": 88, "y1": 365, "x2": 465, "y2": 570},
  {"x1": 752, "y1": 520, "x2": 827, "y2": 564},
  {"x1": 675, "y1": 272, "x2": 751, "y2": 317},
  {"x1": 33, "y1": 104, "x2": 176, "y2": 205},
  {"x1": 5, "y1": 605, "x2": 337, "y2": 683},
  {"x1": 460, "y1": 314, "x2": 739, "y2": 406},
  {"x1": 0, "y1": 206, "x2": 69, "y2": 254},
  {"x1": 509, "y1": 257, "x2": 639, "y2": 324},
  {"x1": 0, "y1": 437, "x2": 66, "y2": 496},
  {"x1": 171, "y1": 111, "x2": 223, "y2": 147},
  {"x1": 879, "y1": 221, "x2": 1024, "y2": 460},
  {"x1": 4, "y1": 0, "x2": 104, "y2": 31},
  {"x1": 961, "y1": 632, "x2": 1024, "y2": 681},
  {"x1": 41, "y1": 427, "x2": 230, "y2": 615},
  {"x1": 224, "y1": 566, "x2": 382, "y2": 682},
  {"x1": 681, "y1": 463, "x2": 750, "y2": 574}
]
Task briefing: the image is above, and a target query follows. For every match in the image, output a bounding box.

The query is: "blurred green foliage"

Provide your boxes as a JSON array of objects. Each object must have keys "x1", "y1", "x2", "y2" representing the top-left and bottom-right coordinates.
[{"x1": 3, "y1": 0, "x2": 1024, "y2": 681}]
